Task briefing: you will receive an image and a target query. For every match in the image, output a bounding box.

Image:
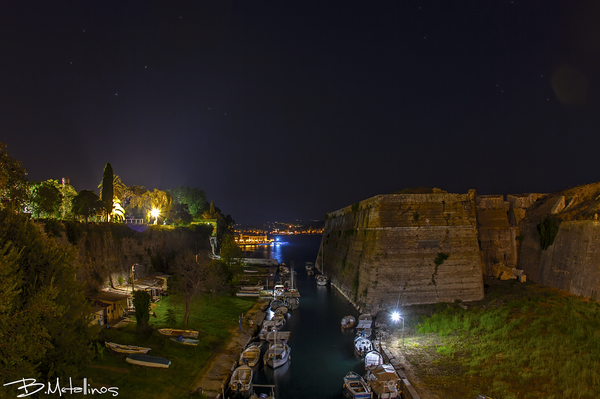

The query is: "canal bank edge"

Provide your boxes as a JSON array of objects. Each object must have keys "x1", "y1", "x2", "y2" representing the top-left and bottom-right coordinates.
[
  {"x1": 192, "y1": 299, "x2": 268, "y2": 398},
  {"x1": 333, "y1": 282, "x2": 426, "y2": 399}
]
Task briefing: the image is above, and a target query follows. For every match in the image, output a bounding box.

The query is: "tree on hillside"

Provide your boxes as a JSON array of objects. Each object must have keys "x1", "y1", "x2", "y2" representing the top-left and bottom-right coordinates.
[
  {"x1": 98, "y1": 174, "x2": 127, "y2": 222},
  {"x1": 123, "y1": 185, "x2": 148, "y2": 218},
  {"x1": 169, "y1": 186, "x2": 209, "y2": 218},
  {"x1": 218, "y1": 234, "x2": 244, "y2": 283},
  {"x1": 128, "y1": 188, "x2": 173, "y2": 224},
  {"x1": 101, "y1": 163, "x2": 113, "y2": 221},
  {"x1": 72, "y1": 190, "x2": 103, "y2": 222},
  {"x1": 202, "y1": 200, "x2": 217, "y2": 219},
  {"x1": 169, "y1": 202, "x2": 192, "y2": 224},
  {"x1": 0, "y1": 207, "x2": 95, "y2": 387},
  {"x1": 27, "y1": 179, "x2": 79, "y2": 220},
  {"x1": 170, "y1": 250, "x2": 209, "y2": 327},
  {"x1": 27, "y1": 180, "x2": 62, "y2": 218},
  {"x1": 58, "y1": 178, "x2": 78, "y2": 219},
  {"x1": 0, "y1": 142, "x2": 28, "y2": 209}
]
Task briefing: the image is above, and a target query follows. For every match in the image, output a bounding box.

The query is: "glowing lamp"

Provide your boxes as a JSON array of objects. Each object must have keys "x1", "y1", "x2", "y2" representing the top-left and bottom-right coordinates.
[
  {"x1": 392, "y1": 312, "x2": 400, "y2": 322},
  {"x1": 150, "y1": 208, "x2": 160, "y2": 217}
]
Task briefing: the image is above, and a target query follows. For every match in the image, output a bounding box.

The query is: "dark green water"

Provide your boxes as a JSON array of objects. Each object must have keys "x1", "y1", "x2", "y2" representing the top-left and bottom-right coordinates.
[{"x1": 243, "y1": 235, "x2": 365, "y2": 399}]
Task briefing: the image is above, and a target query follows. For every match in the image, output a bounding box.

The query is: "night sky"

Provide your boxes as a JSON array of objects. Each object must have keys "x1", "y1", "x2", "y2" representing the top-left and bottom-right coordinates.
[{"x1": 2, "y1": 1, "x2": 600, "y2": 224}]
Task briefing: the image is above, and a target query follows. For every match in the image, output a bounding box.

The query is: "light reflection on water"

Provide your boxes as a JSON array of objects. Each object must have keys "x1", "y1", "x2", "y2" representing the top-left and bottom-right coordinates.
[
  {"x1": 243, "y1": 235, "x2": 365, "y2": 399},
  {"x1": 242, "y1": 241, "x2": 288, "y2": 264}
]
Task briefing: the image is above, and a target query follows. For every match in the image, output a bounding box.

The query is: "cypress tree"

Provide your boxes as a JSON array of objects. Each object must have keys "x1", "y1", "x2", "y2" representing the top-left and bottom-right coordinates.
[{"x1": 101, "y1": 163, "x2": 113, "y2": 221}]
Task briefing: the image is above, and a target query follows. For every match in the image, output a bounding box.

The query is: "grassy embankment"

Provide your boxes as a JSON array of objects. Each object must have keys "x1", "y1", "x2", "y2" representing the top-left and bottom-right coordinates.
[
  {"x1": 84, "y1": 293, "x2": 257, "y2": 398},
  {"x1": 397, "y1": 279, "x2": 600, "y2": 399}
]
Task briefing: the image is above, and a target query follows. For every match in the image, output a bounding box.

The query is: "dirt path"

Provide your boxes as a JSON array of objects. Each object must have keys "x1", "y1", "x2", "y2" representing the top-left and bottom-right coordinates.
[
  {"x1": 382, "y1": 330, "x2": 442, "y2": 399},
  {"x1": 191, "y1": 300, "x2": 267, "y2": 398}
]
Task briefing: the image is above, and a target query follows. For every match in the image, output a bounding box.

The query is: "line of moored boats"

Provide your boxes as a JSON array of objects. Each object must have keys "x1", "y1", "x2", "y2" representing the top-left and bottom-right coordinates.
[
  {"x1": 227, "y1": 262, "x2": 308, "y2": 398},
  {"x1": 340, "y1": 314, "x2": 403, "y2": 399}
]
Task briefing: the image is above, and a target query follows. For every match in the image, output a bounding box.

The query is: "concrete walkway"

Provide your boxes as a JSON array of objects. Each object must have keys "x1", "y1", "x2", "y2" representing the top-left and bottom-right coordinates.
[{"x1": 191, "y1": 300, "x2": 268, "y2": 398}]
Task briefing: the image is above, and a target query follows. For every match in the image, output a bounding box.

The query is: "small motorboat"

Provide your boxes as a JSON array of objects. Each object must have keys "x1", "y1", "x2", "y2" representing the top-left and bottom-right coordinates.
[
  {"x1": 270, "y1": 298, "x2": 285, "y2": 310},
  {"x1": 263, "y1": 342, "x2": 291, "y2": 369},
  {"x1": 229, "y1": 364, "x2": 253, "y2": 397},
  {"x1": 357, "y1": 314, "x2": 373, "y2": 335},
  {"x1": 364, "y1": 350, "x2": 384, "y2": 371},
  {"x1": 365, "y1": 363, "x2": 402, "y2": 398},
  {"x1": 287, "y1": 297, "x2": 300, "y2": 310},
  {"x1": 239, "y1": 343, "x2": 262, "y2": 368},
  {"x1": 258, "y1": 321, "x2": 279, "y2": 340},
  {"x1": 105, "y1": 342, "x2": 151, "y2": 354},
  {"x1": 126, "y1": 354, "x2": 171, "y2": 368},
  {"x1": 274, "y1": 306, "x2": 288, "y2": 315},
  {"x1": 354, "y1": 335, "x2": 373, "y2": 357},
  {"x1": 316, "y1": 275, "x2": 328, "y2": 286},
  {"x1": 271, "y1": 314, "x2": 285, "y2": 327},
  {"x1": 343, "y1": 371, "x2": 372, "y2": 399},
  {"x1": 341, "y1": 315, "x2": 356, "y2": 330}
]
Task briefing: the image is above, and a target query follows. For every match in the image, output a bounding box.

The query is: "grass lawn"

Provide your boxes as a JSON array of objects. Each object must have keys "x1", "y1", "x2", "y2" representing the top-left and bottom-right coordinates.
[
  {"x1": 84, "y1": 293, "x2": 257, "y2": 398},
  {"x1": 393, "y1": 278, "x2": 600, "y2": 399}
]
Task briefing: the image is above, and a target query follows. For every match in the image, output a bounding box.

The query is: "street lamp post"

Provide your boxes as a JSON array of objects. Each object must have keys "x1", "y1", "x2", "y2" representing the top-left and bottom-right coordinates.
[
  {"x1": 391, "y1": 312, "x2": 405, "y2": 346},
  {"x1": 131, "y1": 264, "x2": 137, "y2": 293}
]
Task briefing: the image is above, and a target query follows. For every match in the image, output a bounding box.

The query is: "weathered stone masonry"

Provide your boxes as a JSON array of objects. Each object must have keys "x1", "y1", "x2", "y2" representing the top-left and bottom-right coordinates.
[{"x1": 317, "y1": 191, "x2": 485, "y2": 314}]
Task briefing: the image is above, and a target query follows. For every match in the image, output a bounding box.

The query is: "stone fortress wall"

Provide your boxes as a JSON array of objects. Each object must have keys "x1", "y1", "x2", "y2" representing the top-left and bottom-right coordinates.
[
  {"x1": 316, "y1": 185, "x2": 600, "y2": 313},
  {"x1": 516, "y1": 184, "x2": 600, "y2": 300},
  {"x1": 316, "y1": 191, "x2": 485, "y2": 314}
]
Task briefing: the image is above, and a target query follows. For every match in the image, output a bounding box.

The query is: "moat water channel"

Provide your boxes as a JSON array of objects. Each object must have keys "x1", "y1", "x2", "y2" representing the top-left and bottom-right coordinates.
[{"x1": 241, "y1": 234, "x2": 369, "y2": 399}]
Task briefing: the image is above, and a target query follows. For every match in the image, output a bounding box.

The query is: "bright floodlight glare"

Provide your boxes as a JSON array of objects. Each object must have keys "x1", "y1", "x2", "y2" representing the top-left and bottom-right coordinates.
[
  {"x1": 151, "y1": 208, "x2": 160, "y2": 217},
  {"x1": 392, "y1": 312, "x2": 400, "y2": 322}
]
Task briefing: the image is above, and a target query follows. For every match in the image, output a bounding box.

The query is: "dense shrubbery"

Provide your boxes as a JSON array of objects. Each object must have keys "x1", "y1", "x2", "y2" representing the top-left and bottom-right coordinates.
[{"x1": 0, "y1": 207, "x2": 96, "y2": 387}]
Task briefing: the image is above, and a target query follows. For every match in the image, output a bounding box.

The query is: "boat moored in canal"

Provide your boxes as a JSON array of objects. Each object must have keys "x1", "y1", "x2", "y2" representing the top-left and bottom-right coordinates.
[
  {"x1": 364, "y1": 350, "x2": 384, "y2": 371},
  {"x1": 316, "y1": 274, "x2": 328, "y2": 286},
  {"x1": 365, "y1": 363, "x2": 401, "y2": 399},
  {"x1": 343, "y1": 371, "x2": 373, "y2": 399},
  {"x1": 239, "y1": 343, "x2": 263, "y2": 368},
  {"x1": 229, "y1": 364, "x2": 254, "y2": 397},
  {"x1": 341, "y1": 315, "x2": 356, "y2": 330},
  {"x1": 264, "y1": 341, "x2": 291, "y2": 369},
  {"x1": 354, "y1": 335, "x2": 374, "y2": 357},
  {"x1": 270, "y1": 298, "x2": 285, "y2": 310}
]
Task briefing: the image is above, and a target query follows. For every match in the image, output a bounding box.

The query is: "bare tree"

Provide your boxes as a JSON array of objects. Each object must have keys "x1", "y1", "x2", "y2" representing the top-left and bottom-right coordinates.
[{"x1": 170, "y1": 250, "x2": 208, "y2": 327}]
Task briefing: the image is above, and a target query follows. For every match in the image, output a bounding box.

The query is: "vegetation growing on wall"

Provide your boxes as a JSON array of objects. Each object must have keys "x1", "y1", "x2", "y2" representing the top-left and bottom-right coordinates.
[
  {"x1": 538, "y1": 215, "x2": 560, "y2": 250},
  {"x1": 434, "y1": 253, "x2": 450, "y2": 266}
]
